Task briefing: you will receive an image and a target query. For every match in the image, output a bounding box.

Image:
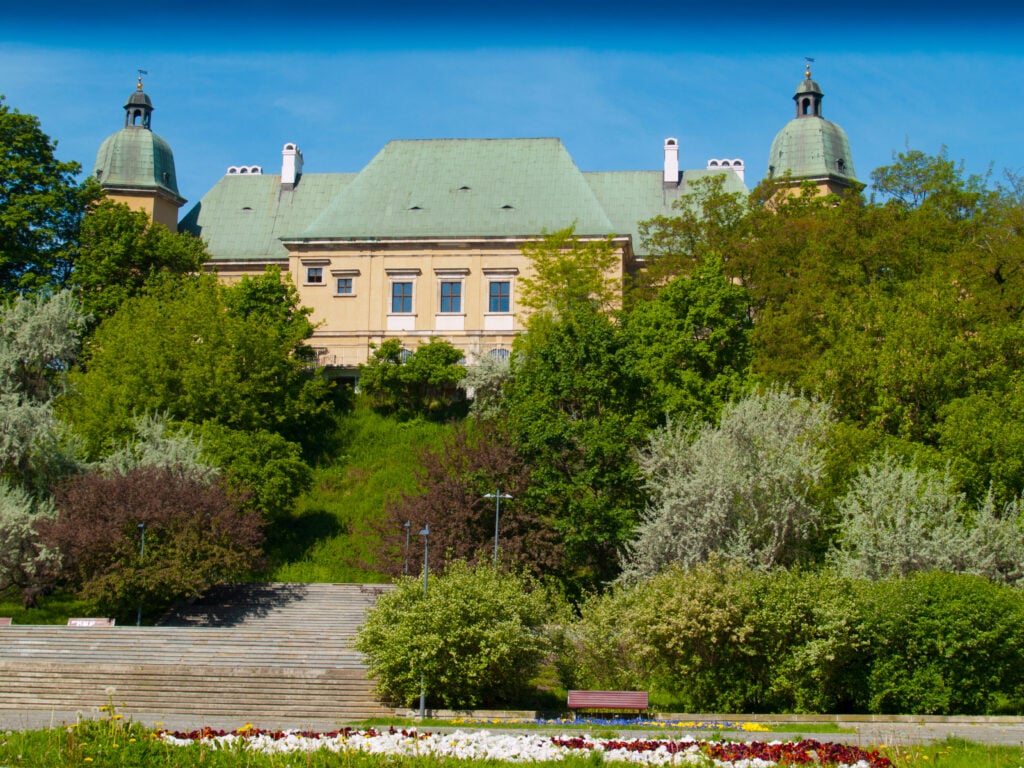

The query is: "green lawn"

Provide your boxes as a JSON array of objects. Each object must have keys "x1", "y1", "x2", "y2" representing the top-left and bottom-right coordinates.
[{"x1": 264, "y1": 408, "x2": 453, "y2": 583}]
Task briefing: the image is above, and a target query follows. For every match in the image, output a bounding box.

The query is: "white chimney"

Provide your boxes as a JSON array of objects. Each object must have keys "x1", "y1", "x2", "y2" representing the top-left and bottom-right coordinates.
[
  {"x1": 282, "y1": 143, "x2": 303, "y2": 190},
  {"x1": 663, "y1": 138, "x2": 679, "y2": 187}
]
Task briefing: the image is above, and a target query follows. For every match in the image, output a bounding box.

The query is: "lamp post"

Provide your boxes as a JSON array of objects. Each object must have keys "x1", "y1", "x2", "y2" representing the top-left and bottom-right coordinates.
[
  {"x1": 418, "y1": 523, "x2": 430, "y2": 719},
  {"x1": 403, "y1": 521, "x2": 412, "y2": 576},
  {"x1": 136, "y1": 521, "x2": 146, "y2": 627},
  {"x1": 483, "y1": 490, "x2": 512, "y2": 566}
]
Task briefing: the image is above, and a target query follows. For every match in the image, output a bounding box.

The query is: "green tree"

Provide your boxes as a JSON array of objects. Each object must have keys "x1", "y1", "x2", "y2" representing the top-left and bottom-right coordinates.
[
  {"x1": 860, "y1": 572, "x2": 1024, "y2": 715},
  {"x1": 71, "y1": 200, "x2": 208, "y2": 321},
  {"x1": 197, "y1": 423, "x2": 312, "y2": 520},
  {"x1": 621, "y1": 388, "x2": 834, "y2": 582},
  {"x1": 0, "y1": 96, "x2": 100, "y2": 295},
  {"x1": 355, "y1": 560, "x2": 554, "y2": 708},
  {"x1": 59, "y1": 272, "x2": 334, "y2": 459},
  {"x1": 635, "y1": 173, "x2": 751, "y2": 296},
  {"x1": 358, "y1": 338, "x2": 467, "y2": 420},
  {"x1": 518, "y1": 226, "x2": 621, "y2": 314},
  {"x1": 503, "y1": 303, "x2": 649, "y2": 592},
  {"x1": 622, "y1": 256, "x2": 752, "y2": 421}
]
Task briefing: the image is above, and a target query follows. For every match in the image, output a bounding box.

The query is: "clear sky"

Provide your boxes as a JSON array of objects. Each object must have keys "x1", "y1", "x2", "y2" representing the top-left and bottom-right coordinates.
[{"x1": 3, "y1": 1, "x2": 1022, "y2": 215}]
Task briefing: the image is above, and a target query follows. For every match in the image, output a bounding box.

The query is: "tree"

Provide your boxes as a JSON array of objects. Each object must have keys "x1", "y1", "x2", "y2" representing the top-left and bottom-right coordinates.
[
  {"x1": 42, "y1": 466, "x2": 264, "y2": 618},
  {"x1": 0, "y1": 96, "x2": 100, "y2": 295},
  {"x1": 197, "y1": 422, "x2": 312, "y2": 520},
  {"x1": 358, "y1": 338, "x2": 467, "y2": 420},
  {"x1": 97, "y1": 413, "x2": 217, "y2": 483},
  {"x1": 621, "y1": 388, "x2": 834, "y2": 583},
  {"x1": 621, "y1": 256, "x2": 753, "y2": 422},
  {"x1": 355, "y1": 560, "x2": 554, "y2": 708},
  {"x1": 58, "y1": 271, "x2": 335, "y2": 459},
  {"x1": 376, "y1": 420, "x2": 556, "y2": 577},
  {"x1": 462, "y1": 352, "x2": 510, "y2": 420},
  {"x1": 518, "y1": 226, "x2": 622, "y2": 315},
  {"x1": 635, "y1": 174, "x2": 751, "y2": 296},
  {"x1": 502, "y1": 303, "x2": 649, "y2": 592},
  {"x1": 0, "y1": 480, "x2": 61, "y2": 605},
  {"x1": 71, "y1": 200, "x2": 208, "y2": 321},
  {"x1": 1, "y1": 290, "x2": 87, "y2": 493},
  {"x1": 831, "y1": 456, "x2": 1024, "y2": 585}
]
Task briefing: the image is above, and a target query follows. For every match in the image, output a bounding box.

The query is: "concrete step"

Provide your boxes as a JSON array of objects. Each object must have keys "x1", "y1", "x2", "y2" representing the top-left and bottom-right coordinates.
[{"x1": 0, "y1": 583, "x2": 395, "y2": 722}]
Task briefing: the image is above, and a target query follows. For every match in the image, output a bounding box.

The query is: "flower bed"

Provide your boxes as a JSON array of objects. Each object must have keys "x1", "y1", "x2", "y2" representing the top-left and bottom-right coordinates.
[{"x1": 158, "y1": 726, "x2": 892, "y2": 767}]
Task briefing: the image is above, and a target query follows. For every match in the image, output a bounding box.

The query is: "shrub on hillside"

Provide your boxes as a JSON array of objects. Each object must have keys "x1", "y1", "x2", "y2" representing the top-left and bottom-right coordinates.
[
  {"x1": 621, "y1": 388, "x2": 834, "y2": 583},
  {"x1": 41, "y1": 467, "x2": 264, "y2": 618},
  {"x1": 355, "y1": 560, "x2": 556, "y2": 709}
]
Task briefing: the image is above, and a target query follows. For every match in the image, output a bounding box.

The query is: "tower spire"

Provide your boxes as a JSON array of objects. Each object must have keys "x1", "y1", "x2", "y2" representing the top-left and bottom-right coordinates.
[{"x1": 124, "y1": 72, "x2": 153, "y2": 129}]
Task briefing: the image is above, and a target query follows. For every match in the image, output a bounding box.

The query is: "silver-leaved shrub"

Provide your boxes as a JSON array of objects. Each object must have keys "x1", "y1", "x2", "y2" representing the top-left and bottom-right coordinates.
[
  {"x1": 620, "y1": 387, "x2": 833, "y2": 582},
  {"x1": 831, "y1": 456, "x2": 1024, "y2": 584}
]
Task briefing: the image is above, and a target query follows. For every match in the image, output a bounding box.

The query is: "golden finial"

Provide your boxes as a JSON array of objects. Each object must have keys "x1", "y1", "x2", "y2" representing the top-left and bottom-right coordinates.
[
  {"x1": 137, "y1": 69, "x2": 148, "y2": 90},
  {"x1": 804, "y1": 57, "x2": 815, "y2": 79}
]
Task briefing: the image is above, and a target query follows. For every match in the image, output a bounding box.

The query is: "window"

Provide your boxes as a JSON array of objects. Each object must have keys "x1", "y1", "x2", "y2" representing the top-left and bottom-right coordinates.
[
  {"x1": 488, "y1": 280, "x2": 510, "y2": 313},
  {"x1": 337, "y1": 277, "x2": 353, "y2": 295},
  {"x1": 440, "y1": 281, "x2": 462, "y2": 313},
  {"x1": 391, "y1": 281, "x2": 413, "y2": 313},
  {"x1": 306, "y1": 267, "x2": 324, "y2": 284}
]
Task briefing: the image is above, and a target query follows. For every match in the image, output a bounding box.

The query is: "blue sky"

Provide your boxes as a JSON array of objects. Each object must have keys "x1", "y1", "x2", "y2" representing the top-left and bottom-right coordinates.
[{"x1": 3, "y1": 2, "x2": 1022, "y2": 214}]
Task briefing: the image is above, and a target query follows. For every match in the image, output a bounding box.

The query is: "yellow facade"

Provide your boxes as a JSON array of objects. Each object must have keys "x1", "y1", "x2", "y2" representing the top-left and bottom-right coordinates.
[{"x1": 287, "y1": 237, "x2": 629, "y2": 367}]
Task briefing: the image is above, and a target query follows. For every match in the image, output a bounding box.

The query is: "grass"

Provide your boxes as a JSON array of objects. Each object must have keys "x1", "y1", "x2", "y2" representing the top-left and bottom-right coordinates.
[
  {"x1": 1, "y1": 720, "x2": 1020, "y2": 767},
  {"x1": 0, "y1": 590, "x2": 93, "y2": 625},
  {"x1": 242, "y1": 408, "x2": 452, "y2": 583}
]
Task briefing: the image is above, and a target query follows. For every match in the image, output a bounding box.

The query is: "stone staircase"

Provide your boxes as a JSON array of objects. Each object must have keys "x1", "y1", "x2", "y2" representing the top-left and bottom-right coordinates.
[{"x1": 0, "y1": 583, "x2": 394, "y2": 723}]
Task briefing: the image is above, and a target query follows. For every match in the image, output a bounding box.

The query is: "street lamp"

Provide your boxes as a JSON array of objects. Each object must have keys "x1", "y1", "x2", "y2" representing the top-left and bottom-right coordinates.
[
  {"x1": 402, "y1": 521, "x2": 412, "y2": 576},
  {"x1": 483, "y1": 490, "x2": 512, "y2": 566},
  {"x1": 418, "y1": 523, "x2": 430, "y2": 719},
  {"x1": 136, "y1": 521, "x2": 146, "y2": 627}
]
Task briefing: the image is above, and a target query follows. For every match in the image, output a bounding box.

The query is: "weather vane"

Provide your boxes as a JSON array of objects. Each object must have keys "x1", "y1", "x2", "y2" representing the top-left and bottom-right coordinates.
[
  {"x1": 804, "y1": 57, "x2": 815, "y2": 78},
  {"x1": 137, "y1": 69, "x2": 148, "y2": 90}
]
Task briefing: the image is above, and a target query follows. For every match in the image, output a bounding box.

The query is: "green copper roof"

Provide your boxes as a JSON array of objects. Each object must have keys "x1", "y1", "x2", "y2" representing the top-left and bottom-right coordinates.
[
  {"x1": 584, "y1": 168, "x2": 747, "y2": 249},
  {"x1": 94, "y1": 127, "x2": 182, "y2": 199},
  {"x1": 294, "y1": 139, "x2": 615, "y2": 240},
  {"x1": 179, "y1": 173, "x2": 354, "y2": 262},
  {"x1": 767, "y1": 117, "x2": 858, "y2": 183},
  {"x1": 185, "y1": 138, "x2": 750, "y2": 262}
]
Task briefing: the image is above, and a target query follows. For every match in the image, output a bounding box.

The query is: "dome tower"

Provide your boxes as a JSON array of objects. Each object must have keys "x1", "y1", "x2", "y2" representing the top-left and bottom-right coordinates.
[
  {"x1": 766, "y1": 63, "x2": 859, "y2": 196},
  {"x1": 94, "y1": 74, "x2": 185, "y2": 228}
]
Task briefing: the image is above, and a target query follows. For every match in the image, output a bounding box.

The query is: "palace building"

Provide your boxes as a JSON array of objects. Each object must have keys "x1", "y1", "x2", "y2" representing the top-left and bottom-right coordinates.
[{"x1": 94, "y1": 66, "x2": 855, "y2": 373}]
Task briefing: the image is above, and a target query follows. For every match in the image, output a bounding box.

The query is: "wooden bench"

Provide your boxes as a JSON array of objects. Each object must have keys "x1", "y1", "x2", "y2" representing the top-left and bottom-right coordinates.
[
  {"x1": 67, "y1": 618, "x2": 115, "y2": 627},
  {"x1": 567, "y1": 690, "x2": 648, "y2": 718}
]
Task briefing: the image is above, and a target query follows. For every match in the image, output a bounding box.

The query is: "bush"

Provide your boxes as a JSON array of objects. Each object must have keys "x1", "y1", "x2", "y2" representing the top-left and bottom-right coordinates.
[
  {"x1": 42, "y1": 466, "x2": 264, "y2": 619},
  {"x1": 859, "y1": 571, "x2": 1024, "y2": 715},
  {"x1": 355, "y1": 560, "x2": 554, "y2": 709},
  {"x1": 622, "y1": 388, "x2": 833, "y2": 583},
  {"x1": 567, "y1": 564, "x2": 1024, "y2": 715}
]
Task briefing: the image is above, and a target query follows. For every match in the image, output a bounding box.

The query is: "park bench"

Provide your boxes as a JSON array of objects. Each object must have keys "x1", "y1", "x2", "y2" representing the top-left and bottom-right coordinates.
[
  {"x1": 567, "y1": 690, "x2": 649, "y2": 718},
  {"x1": 67, "y1": 618, "x2": 116, "y2": 627}
]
